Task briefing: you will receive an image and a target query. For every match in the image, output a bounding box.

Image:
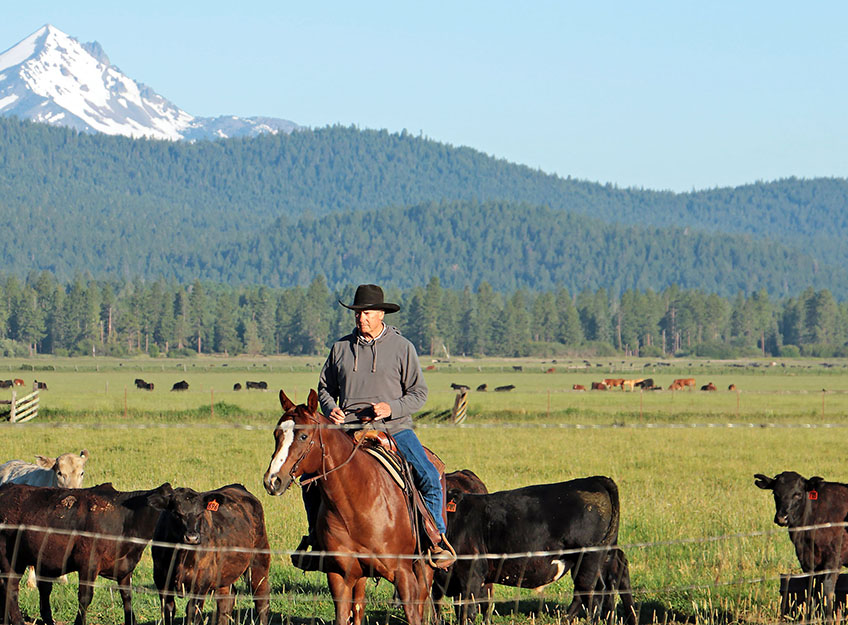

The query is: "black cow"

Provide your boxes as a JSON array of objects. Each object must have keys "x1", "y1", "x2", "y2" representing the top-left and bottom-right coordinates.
[
  {"x1": 755, "y1": 472, "x2": 848, "y2": 608},
  {"x1": 171, "y1": 380, "x2": 189, "y2": 391},
  {"x1": 0, "y1": 380, "x2": 13, "y2": 389},
  {"x1": 152, "y1": 484, "x2": 271, "y2": 625},
  {"x1": 245, "y1": 381, "x2": 268, "y2": 390},
  {"x1": 0, "y1": 482, "x2": 172, "y2": 625},
  {"x1": 451, "y1": 383, "x2": 471, "y2": 391},
  {"x1": 476, "y1": 384, "x2": 488, "y2": 392},
  {"x1": 634, "y1": 378, "x2": 654, "y2": 389},
  {"x1": 440, "y1": 477, "x2": 636, "y2": 624},
  {"x1": 494, "y1": 384, "x2": 515, "y2": 392},
  {"x1": 134, "y1": 378, "x2": 154, "y2": 391},
  {"x1": 34, "y1": 380, "x2": 48, "y2": 390},
  {"x1": 233, "y1": 383, "x2": 242, "y2": 391},
  {"x1": 434, "y1": 470, "x2": 491, "y2": 618}
]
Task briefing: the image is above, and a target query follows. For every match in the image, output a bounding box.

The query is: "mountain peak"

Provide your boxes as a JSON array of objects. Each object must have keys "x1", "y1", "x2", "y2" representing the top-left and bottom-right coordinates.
[{"x1": 0, "y1": 25, "x2": 298, "y2": 141}]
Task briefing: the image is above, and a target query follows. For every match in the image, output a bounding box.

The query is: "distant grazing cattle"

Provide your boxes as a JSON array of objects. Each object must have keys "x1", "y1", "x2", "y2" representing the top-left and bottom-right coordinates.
[
  {"x1": 755, "y1": 472, "x2": 848, "y2": 610},
  {"x1": 34, "y1": 380, "x2": 48, "y2": 390},
  {"x1": 0, "y1": 482, "x2": 173, "y2": 625},
  {"x1": 512, "y1": 365, "x2": 523, "y2": 372},
  {"x1": 494, "y1": 384, "x2": 515, "y2": 392},
  {"x1": 152, "y1": 484, "x2": 271, "y2": 625},
  {"x1": 451, "y1": 383, "x2": 471, "y2": 391},
  {"x1": 634, "y1": 378, "x2": 655, "y2": 389},
  {"x1": 545, "y1": 367, "x2": 556, "y2": 374},
  {"x1": 245, "y1": 380, "x2": 268, "y2": 390},
  {"x1": 134, "y1": 378, "x2": 146, "y2": 388},
  {"x1": 603, "y1": 378, "x2": 625, "y2": 389},
  {"x1": 233, "y1": 383, "x2": 243, "y2": 391},
  {"x1": 572, "y1": 384, "x2": 586, "y2": 391},
  {"x1": 728, "y1": 384, "x2": 737, "y2": 391},
  {"x1": 591, "y1": 382, "x2": 608, "y2": 390},
  {"x1": 12, "y1": 379, "x2": 24, "y2": 387},
  {"x1": 669, "y1": 378, "x2": 695, "y2": 391},
  {"x1": 171, "y1": 380, "x2": 189, "y2": 391},
  {"x1": 701, "y1": 382, "x2": 717, "y2": 391},
  {"x1": 620, "y1": 379, "x2": 644, "y2": 391},
  {"x1": 425, "y1": 365, "x2": 436, "y2": 371},
  {"x1": 0, "y1": 450, "x2": 89, "y2": 488},
  {"x1": 0, "y1": 380, "x2": 13, "y2": 389},
  {"x1": 439, "y1": 477, "x2": 636, "y2": 624},
  {"x1": 476, "y1": 384, "x2": 488, "y2": 392}
]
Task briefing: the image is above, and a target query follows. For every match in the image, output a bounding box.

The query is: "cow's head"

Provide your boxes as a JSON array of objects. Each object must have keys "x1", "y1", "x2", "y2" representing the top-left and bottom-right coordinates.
[
  {"x1": 263, "y1": 389, "x2": 322, "y2": 496},
  {"x1": 754, "y1": 471, "x2": 823, "y2": 527},
  {"x1": 37, "y1": 449, "x2": 89, "y2": 488},
  {"x1": 160, "y1": 487, "x2": 218, "y2": 545}
]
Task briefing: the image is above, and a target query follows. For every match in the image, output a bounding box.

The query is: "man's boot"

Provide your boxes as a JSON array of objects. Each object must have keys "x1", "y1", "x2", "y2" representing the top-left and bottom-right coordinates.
[{"x1": 291, "y1": 534, "x2": 322, "y2": 571}]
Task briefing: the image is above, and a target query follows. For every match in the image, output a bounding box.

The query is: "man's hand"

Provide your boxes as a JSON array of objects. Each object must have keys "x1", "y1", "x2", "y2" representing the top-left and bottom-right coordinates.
[
  {"x1": 371, "y1": 402, "x2": 392, "y2": 420},
  {"x1": 328, "y1": 407, "x2": 346, "y2": 424}
]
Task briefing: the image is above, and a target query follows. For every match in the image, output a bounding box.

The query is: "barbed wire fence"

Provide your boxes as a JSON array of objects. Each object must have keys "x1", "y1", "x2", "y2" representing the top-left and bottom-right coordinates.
[{"x1": 2, "y1": 419, "x2": 847, "y2": 624}]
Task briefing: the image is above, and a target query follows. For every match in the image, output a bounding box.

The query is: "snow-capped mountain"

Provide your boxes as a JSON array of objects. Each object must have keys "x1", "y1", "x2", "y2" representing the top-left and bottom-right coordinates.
[{"x1": 0, "y1": 24, "x2": 299, "y2": 140}]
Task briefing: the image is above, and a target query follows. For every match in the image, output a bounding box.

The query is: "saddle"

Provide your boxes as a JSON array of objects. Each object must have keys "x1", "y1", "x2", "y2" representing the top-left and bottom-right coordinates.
[{"x1": 352, "y1": 428, "x2": 444, "y2": 548}]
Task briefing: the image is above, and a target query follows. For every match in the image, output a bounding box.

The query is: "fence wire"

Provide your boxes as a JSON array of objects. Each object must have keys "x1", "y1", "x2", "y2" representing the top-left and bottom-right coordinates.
[{"x1": 1, "y1": 519, "x2": 846, "y2": 622}]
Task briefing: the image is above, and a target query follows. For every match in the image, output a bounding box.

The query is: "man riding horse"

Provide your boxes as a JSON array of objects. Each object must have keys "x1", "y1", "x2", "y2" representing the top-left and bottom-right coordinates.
[{"x1": 295, "y1": 283, "x2": 455, "y2": 569}]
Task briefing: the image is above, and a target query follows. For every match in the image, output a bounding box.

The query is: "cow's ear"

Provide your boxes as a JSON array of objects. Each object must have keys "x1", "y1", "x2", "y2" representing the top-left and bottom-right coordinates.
[
  {"x1": 36, "y1": 455, "x2": 56, "y2": 469},
  {"x1": 307, "y1": 388, "x2": 319, "y2": 413},
  {"x1": 280, "y1": 390, "x2": 295, "y2": 412},
  {"x1": 148, "y1": 483, "x2": 174, "y2": 510},
  {"x1": 754, "y1": 474, "x2": 774, "y2": 490},
  {"x1": 80, "y1": 449, "x2": 89, "y2": 460},
  {"x1": 807, "y1": 476, "x2": 825, "y2": 492}
]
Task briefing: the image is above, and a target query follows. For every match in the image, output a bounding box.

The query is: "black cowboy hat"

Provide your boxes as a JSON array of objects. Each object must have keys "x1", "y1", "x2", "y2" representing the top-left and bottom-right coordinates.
[{"x1": 339, "y1": 284, "x2": 400, "y2": 313}]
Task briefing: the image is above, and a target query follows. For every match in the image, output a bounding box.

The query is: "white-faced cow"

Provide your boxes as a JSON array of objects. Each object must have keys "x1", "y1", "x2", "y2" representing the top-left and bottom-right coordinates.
[
  {"x1": 0, "y1": 450, "x2": 89, "y2": 488},
  {"x1": 0, "y1": 481, "x2": 173, "y2": 625},
  {"x1": 439, "y1": 476, "x2": 636, "y2": 624},
  {"x1": 152, "y1": 484, "x2": 270, "y2": 625},
  {"x1": 755, "y1": 471, "x2": 848, "y2": 609}
]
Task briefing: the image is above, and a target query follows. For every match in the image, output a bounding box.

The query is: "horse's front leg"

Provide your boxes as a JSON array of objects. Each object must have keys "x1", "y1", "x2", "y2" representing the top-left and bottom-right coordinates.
[
  {"x1": 352, "y1": 578, "x2": 367, "y2": 625},
  {"x1": 327, "y1": 571, "x2": 355, "y2": 625},
  {"x1": 395, "y1": 567, "x2": 424, "y2": 625}
]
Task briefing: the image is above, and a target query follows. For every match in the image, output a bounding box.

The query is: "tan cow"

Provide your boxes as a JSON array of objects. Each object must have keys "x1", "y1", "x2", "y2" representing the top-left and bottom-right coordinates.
[
  {"x1": 669, "y1": 378, "x2": 696, "y2": 391},
  {"x1": 0, "y1": 450, "x2": 89, "y2": 488},
  {"x1": 621, "y1": 379, "x2": 644, "y2": 392}
]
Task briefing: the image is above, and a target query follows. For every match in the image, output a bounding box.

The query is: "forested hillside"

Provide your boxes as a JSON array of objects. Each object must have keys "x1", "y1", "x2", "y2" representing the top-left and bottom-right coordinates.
[
  {"x1": 1, "y1": 116, "x2": 847, "y2": 296},
  {"x1": 185, "y1": 201, "x2": 848, "y2": 297}
]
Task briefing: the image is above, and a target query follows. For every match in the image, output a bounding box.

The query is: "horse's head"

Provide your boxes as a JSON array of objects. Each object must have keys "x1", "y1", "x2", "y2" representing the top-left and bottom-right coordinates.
[{"x1": 263, "y1": 388, "x2": 324, "y2": 496}]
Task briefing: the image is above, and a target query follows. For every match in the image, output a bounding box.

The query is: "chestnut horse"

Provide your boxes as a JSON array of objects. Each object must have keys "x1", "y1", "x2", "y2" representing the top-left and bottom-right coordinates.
[{"x1": 263, "y1": 389, "x2": 434, "y2": 625}]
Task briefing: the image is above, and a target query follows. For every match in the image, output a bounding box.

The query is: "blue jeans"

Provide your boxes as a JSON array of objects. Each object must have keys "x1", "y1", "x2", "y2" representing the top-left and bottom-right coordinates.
[{"x1": 393, "y1": 429, "x2": 446, "y2": 535}]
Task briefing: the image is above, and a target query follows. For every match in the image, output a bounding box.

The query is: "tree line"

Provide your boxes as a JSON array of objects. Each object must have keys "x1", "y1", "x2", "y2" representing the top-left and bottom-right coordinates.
[{"x1": 2, "y1": 272, "x2": 846, "y2": 360}]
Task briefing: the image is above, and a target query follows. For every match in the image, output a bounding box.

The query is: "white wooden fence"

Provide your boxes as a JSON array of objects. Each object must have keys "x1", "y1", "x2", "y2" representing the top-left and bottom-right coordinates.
[{"x1": 1, "y1": 389, "x2": 39, "y2": 423}]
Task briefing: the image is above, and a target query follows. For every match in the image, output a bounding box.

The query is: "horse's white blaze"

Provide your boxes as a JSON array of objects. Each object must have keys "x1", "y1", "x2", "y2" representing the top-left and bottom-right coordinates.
[{"x1": 268, "y1": 421, "x2": 295, "y2": 475}]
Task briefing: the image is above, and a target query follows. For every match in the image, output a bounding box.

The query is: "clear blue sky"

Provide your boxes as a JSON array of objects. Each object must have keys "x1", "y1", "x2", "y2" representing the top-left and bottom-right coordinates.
[{"x1": 3, "y1": 1, "x2": 847, "y2": 192}]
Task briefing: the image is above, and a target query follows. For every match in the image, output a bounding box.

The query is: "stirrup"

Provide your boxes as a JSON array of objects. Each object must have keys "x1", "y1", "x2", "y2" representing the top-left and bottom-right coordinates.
[{"x1": 427, "y1": 533, "x2": 457, "y2": 569}]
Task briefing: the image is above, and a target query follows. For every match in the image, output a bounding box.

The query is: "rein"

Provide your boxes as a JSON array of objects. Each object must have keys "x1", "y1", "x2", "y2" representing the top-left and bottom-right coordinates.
[{"x1": 293, "y1": 416, "x2": 368, "y2": 487}]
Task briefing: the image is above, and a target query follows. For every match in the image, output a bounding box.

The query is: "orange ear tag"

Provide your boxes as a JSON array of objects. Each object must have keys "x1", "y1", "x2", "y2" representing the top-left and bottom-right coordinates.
[
  {"x1": 206, "y1": 500, "x2": 220, "y2": 511},
  {"x1": 809, "y1": 491, "x2": 818, "y2": 501},
  {"x1": 446, "y1": 500, "x2": 457, "y2": 513}
]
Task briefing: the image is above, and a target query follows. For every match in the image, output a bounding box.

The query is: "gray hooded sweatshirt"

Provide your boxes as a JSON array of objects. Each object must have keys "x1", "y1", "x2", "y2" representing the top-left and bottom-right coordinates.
[{"x1": 317, "y1": 324, "x2": 428, "y2": 435}]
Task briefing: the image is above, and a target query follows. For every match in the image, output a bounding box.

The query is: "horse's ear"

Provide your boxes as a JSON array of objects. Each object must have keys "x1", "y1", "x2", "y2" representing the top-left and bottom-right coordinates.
[
  {"x1": 307, "y1": 388, "x2": 319, "y2": 413},
  {"x1": 279, "y1": 390, "x2": 295, "y2": 412}
]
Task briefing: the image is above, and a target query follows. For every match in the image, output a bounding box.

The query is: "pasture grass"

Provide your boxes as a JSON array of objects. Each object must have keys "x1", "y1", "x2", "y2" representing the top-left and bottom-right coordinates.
[{"x1": 2, "y1": 355, "x2": 848, "y2": 624}]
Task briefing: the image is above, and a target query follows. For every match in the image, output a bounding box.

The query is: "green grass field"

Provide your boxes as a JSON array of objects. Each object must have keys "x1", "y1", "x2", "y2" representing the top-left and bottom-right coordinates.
[{"x1": 1, "y1": 355, "x2": 848, "y2": 624}]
